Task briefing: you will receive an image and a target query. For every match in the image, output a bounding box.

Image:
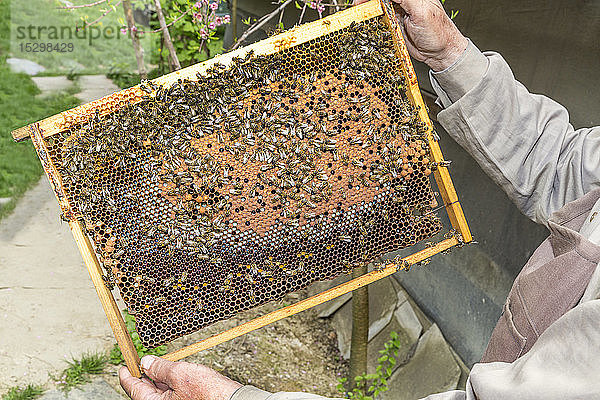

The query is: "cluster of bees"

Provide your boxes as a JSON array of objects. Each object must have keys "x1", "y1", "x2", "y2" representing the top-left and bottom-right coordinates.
[{"x1": 45, "y1": 18, "x2": 442, "y2": 347}]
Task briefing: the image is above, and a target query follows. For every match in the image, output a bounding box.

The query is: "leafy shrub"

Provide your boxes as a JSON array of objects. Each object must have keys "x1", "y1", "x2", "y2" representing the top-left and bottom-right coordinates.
[{"x1": 337, "y1": 331, "x2": 402, "y2": 400}]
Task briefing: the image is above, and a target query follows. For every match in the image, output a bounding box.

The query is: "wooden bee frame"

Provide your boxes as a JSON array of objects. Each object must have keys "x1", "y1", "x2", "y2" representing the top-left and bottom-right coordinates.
[{"x1": 13, "y1": 0, "x2": 471, "y2": 378}]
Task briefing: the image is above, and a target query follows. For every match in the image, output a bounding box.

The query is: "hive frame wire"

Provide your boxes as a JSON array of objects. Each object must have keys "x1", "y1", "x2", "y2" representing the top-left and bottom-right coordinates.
[{"x1": 16, "y1": 0, "x2": 471, "y2": 377}]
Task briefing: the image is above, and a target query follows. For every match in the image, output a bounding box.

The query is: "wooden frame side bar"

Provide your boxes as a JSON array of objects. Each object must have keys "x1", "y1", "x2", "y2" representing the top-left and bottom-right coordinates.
[
  {"x1": 379, "y1": 0, "x2": 472, "y2": 243},
  {"x1": 11, "y1": 0, "x2": 384, "y2": 143},
  {"x1": 28, "y1": 125, "x2": 141, "y2": 377},
  {"x1": 164, "y1": 236, "x2": 458, "y2": 361},
  {"x1": 70, "y1": 220, "x2": 142, "y2": 377}
]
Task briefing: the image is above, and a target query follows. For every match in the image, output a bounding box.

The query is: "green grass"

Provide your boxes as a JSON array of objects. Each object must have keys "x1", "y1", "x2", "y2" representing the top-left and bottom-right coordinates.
[
  {"x1": 0, "y1": 64, "x2": 80, "y2": 219},
  {"x1": 108, "y1": 36, "x2": 224, "y2": 89},
  {"x1": 9, "y1": 0, "x2": 154, "y2": 75},
  {"x1": 52, "y1": 352, "x2": 108, "y2": 393},
  {"x1": 0, "y1": 1, "x2": 9, "y2": 61},
  {"x1": 109, "y1": 309, "x2": 168, "y2": 364},
  {"x1": 0, "y1": 0, "x2": 80, "y2": 219},
  {"x1": 1, "y1": 385, "x2": 45, "y2": 400}
]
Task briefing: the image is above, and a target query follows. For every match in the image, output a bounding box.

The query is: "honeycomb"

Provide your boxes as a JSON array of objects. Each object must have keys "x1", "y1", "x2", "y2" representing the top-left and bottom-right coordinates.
[{"x1": 42, "y1": 17, "x2": 442, "y2": 348}]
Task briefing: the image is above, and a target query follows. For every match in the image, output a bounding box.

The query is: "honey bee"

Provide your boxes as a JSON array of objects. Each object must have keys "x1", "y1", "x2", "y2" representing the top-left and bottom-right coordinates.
[
  {"x1": 338, "y1": 235, "x2": 352, "y2": 243},
  {"x1": 163, "y1": 277, "x2": 175, "y2": 287},
  {"x1": 219, "y1": 273, "x2": 234, "y2": 293}
]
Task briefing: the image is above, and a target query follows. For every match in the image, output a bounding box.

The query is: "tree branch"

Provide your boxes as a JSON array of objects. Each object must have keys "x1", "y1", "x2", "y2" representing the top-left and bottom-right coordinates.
[
  {"x1": 298, "y1": 3, "x2": 307, "y2": 24},
  {"x1": 332, "y1": 0, "x2": 340, "y2": 12},
  {"x1": 278, "y1": 3, "x2": 285, "y2": 26},
  {"x1": 137, "y1": 7, "x2": 192, "y2": 34},
  {"x1": 123, "y1": 0, "x2": 147, "y2": 79},
  {"x1": 230, "y1": 0, "x2": 293, "y2": 50},
  {"x1": 79, "y1": 0, "x2": 122, "y2": 28},
  {"x1": 58, "y1": 0, "x2": 108, "y2": 9},
  {"x1": 349, "y1": 265, "x2": 369, "y2": 392},
  {"x1": 153, "y1": 0, "x2": 181, "y2": 70},
  {"x1": 232, "y1": 0, "x2": 238, "y2": 40}
]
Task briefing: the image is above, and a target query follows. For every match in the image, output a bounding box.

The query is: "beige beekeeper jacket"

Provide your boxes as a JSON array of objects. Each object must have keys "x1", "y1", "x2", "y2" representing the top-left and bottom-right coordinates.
[{"x1": 228, "y1": 41, "x2": 600, "y2": 400}]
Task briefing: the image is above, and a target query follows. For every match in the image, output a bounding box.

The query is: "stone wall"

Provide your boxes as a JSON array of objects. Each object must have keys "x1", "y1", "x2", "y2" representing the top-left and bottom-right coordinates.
[{"x1": 310, "y1": 276, "x2": 470, "y2": 399}]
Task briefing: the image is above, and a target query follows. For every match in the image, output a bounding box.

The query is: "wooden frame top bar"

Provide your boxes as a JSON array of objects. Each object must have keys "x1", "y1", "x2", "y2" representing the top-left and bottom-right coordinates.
[{"x1": 11, "y1": 0, "x2": 383, "y2": 142}]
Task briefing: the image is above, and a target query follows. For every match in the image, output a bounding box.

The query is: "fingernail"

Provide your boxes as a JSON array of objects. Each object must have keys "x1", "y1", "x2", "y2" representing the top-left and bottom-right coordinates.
[{"x1": 141, "y1": 355, "x2": 156, "y2": 372}]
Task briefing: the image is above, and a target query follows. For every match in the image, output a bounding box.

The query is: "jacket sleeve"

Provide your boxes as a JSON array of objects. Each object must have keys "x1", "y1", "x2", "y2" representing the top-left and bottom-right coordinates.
[
  {"x1": 230, "y1": 386, "x2": 336, "y2": 400},
  {"x1": 424, "y1": 300, "x2": 600, "y2": 400},
  {"x1": 430, "y1": 41, "x2": 600, "y2": 225}
]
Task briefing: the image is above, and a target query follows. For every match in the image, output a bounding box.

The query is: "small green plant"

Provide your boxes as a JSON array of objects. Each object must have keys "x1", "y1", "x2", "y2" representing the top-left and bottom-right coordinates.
[
  {"x1": 337, "y1": 331, "x2": 402, "y2": 400},
  {"x1": 110, "y1": 309, "x2": 168, "y2": 365},
  {"x1": 66, "y1": 68, "x2": 79, "y2": 81},
  {"x1": 1, "y1": 385, "x2": 45, "y2": 400},
  {"x1": 440, "y1": 0, "x2": 459, "y2": 19},
  {"x1": 53, "y1": 352, "x2": 108, "y2": 393},
  {"x1": 241, "y1": 17, "x2": 255, "y2": 25}
]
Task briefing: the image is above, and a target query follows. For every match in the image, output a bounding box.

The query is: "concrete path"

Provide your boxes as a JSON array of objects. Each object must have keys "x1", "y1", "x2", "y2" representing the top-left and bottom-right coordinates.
[
  {"x1": 0, "y1": 75, "x2": 122, "y2": 392},
  {"x1": 39, "y1": 380, "x2": 123, "y2": 400},
  {"x1": 7, "y1": 58, "x2": 46, "y2": 75},
  {"x1": 31, "y1": 76, "x2": 74, "y2": 98},
  {"x1": 75, "y1": 75, "x2": 120, "y2": 103},
  {"x1": 0, "y1": 179, "x2": 115, "y2": 389}
]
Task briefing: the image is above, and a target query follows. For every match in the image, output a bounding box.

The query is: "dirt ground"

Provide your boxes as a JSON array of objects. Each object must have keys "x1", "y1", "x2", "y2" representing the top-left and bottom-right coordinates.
[{"x1": 103, "y1": 290, "x2": 348, "y2": 398}]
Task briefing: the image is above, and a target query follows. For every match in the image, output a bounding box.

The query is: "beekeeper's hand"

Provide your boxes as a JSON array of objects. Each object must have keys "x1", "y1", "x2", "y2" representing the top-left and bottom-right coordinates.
[
  {"x1": 354, "y1": 0, "x2": 468, "y2": 71},
  {"x1": 119, "y1": 355, "x2": 242, "y2": 400}
]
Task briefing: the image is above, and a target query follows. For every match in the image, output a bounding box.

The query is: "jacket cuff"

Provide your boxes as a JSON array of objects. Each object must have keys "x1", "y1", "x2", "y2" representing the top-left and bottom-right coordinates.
[
  {"x1": 230, "y1": 385, "x2": 272, "y2": 400},
  {"x1": 429, "y1": 40, "x2": 489, "y2": 108}
]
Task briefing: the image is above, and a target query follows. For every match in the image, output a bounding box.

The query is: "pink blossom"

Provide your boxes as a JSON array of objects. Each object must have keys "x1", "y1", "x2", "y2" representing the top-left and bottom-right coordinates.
[
  {"x1": 208, "y1": 21, "x2": 217, "y2": 30},
  {"x1": 131, "y1": 25, "x2": 138, "y2": 33},
  {"x1": 120, "y1": 27, "x2": 127, "y2": 34},
  {"x1": 194, "y1": 1, "x2": 202, "y2": 8},
  {"x1": 215, "y1": 16, "x2": 222, "y2": 26},
  {"x1": 199, "y1": 27, "x2": 208, "y2": 38},
  {"x1": 209, "y1": 2, "x2": 218, "y2": 10},
  {"x1": 223, "y1": 14, "x2": 230, "y2": 23},
  {"x1": 193, "y1": 12, "x2": 202, "y2": 21}
]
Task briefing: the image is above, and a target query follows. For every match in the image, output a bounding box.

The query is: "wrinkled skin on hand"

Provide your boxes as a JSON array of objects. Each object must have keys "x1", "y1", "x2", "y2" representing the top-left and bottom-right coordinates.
[
  {"x1": 119, "y1": 356, "x2": 242, "y2": 400},
  {"x1": 354, "y1": 0, "x2": 468, "y2": 71}
]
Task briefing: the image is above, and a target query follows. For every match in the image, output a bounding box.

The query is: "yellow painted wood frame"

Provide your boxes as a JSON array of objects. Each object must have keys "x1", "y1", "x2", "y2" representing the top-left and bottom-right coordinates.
[{"x1": 16, "y1": 0, "x2": 471, "y2": 377}]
